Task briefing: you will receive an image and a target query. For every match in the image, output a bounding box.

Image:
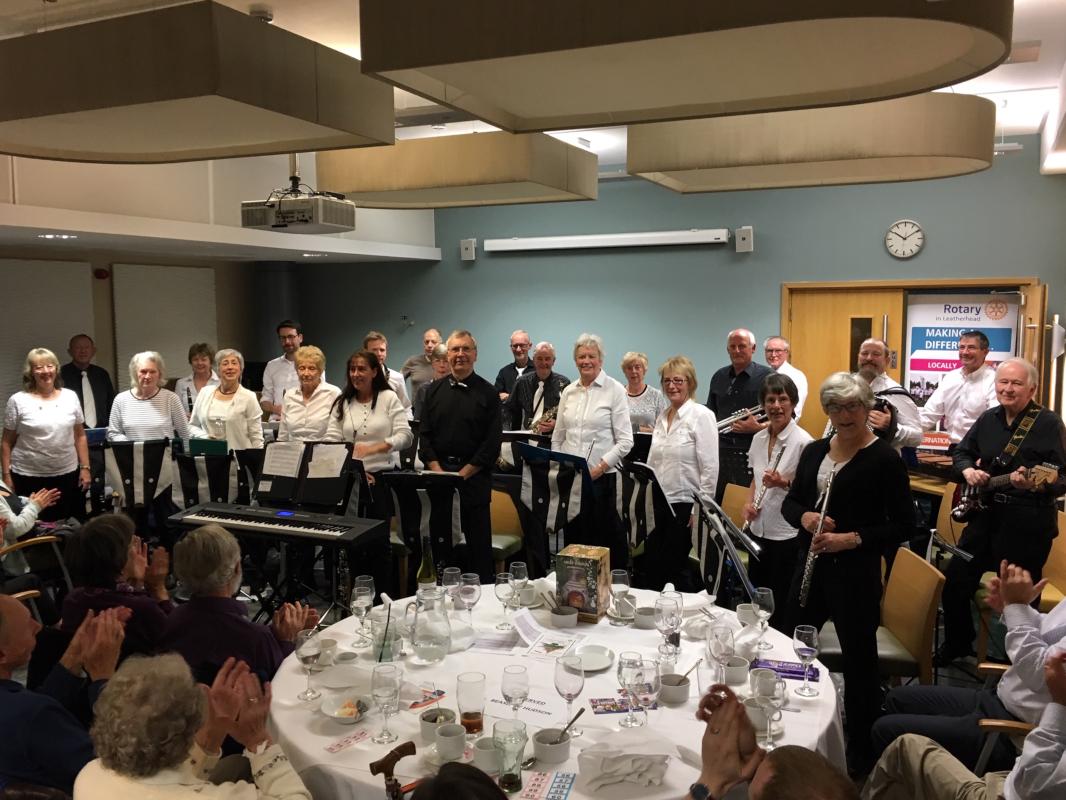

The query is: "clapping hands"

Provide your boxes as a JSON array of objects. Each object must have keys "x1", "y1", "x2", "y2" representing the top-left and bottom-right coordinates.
[
  {"x1": 271, "y1": 601, "x2": 320, "y2": 643},
  {"x1": 985, "y1": 560, "x2": 1048, "y2": 613},
  {"x1": 196, "y1": 657, "x2": 274, "y2": 754},
  {"x1": 60, "y1": 606, "x2": 130, "y2": 680},
  {"x1": 693, "y1": 685, "x2": 765, "y2": 797}
]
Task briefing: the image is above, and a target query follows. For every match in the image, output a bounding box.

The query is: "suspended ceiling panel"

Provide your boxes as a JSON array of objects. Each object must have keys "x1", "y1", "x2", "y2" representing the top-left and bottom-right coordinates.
[
  {"x1": 627, "y1": 93, "x2": 997, "y2": 192},
  {"x1": 317, "y1": 132, "x2": 598, "y2": 208},
  {"x1": 359, "y1": 0, "x2": 1013, "y2": 132},
  {"x1": 0, "y1": 1, "x2": 394, "y2": 163}
]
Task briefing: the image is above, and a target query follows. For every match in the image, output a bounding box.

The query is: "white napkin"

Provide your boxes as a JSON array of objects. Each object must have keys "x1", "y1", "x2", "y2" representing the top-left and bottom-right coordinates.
[{"x1": 577, "y1": 731, "x2": 672, "y2": 791}]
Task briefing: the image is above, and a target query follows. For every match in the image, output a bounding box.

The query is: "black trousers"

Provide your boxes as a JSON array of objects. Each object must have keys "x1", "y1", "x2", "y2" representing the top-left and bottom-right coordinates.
[
  {"x1": 941, "y1": 503, "x2": 1056, "y2": 653},
  {"x1": 11, "y1": 470, "x2": 83, "y2": 522},
  {"x1": 564, "y1": 472, "x2": 627, "y2": 570},
  {"x1": 787, "y1": 549, "x2": 882, "y2": 755},
  {"x1": 716, "y1": 446, "x2": 753, "y2": 503},
  {"x1": 747, "y1": 535, "x2": 800, "y2": 632},
  {"x1": 448, "y1": 469, "x2": 494, "y2": 584},
  {"x1": 643, "y1": 502, "x2": 699, "y2": 591}
]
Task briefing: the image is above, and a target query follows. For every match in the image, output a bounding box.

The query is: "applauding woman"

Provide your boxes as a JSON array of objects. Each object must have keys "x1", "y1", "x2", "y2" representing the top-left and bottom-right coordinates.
[
  {"x1": 108, "y1": 351, "x2": 190, "y2": 442},
  {"x1": 2, "y1": 348, "x2": 90, "y2": 521},
  {"x1": 189, "y1": 349, "x2": 264, "y2": 450}
]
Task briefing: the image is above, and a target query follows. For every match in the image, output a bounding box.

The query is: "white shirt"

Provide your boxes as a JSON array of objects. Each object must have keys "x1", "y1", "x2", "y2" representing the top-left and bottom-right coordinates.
[
  {"x1": 3, "y1": 389, "x2": 84, "y2": 476},
  {"x1": 173, "y1": 371, "x2": 219, "y2": 417},
  {"x1": 1003, "y1": 702, "x2": 1066, "y2": 800},
  {"x1": 277, "y1": 382, "x2": 341, "y2": 442},
  {"x1": 775, "y1": 361, "x2": 809, "y2": 420},
  {"x1": 108, "y1": 389, "x2": 190, "y2": 442},
  {"x1": 551, "y1": 370, "x2": 634, "y2": 473},
  {"x1": 261, "y1": 355, "x2": 299, "y2": 421},
  {"x1": 1, "y1": 478, "x2": 42, "y2": 574},
  {"x1": 188, "y1": 386, "x2": 265, "y2": 450},
  {"x1": 386, "y1": 367, "x2": 413, "y2": 420},
  {"x1": 867, "y1": 373, "x2": 923, "y2": 450},
  {"x1": 325, "y1": 390, "x2": 413, "y2": 472},
  {"x1": 745, "y1": 419, "x2": 814, "y2": 540},
  {"x1": 647, "y1": 399, "x2": 719, "y2": 505},
  {"x1": 997, "y1": 597, "x2": 1066, "y2": 724},
  {"x1": 918, "y1": 364, "x2": 997, "y2": 443}
]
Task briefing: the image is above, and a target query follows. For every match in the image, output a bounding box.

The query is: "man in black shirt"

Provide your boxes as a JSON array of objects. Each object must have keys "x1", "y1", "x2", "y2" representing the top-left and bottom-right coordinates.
[
  {"x1": 706, "y1": 328, "x2": 773, "y2": 500},
  {"x1": 504, "y1": 342, "x2": 570, "y2": 431},
  {"x1": 938, "y1": 358, "x2": 1066, "y2": 663},
  {"x1": 494, "y1": 329, "x2": 533, "y2": 401},
  {"x1": 421, "y1": 330, "x2": 503, "y2": 582},
  {"x1": 60, "y1": 334, "x2": 115, "y2": 429}
]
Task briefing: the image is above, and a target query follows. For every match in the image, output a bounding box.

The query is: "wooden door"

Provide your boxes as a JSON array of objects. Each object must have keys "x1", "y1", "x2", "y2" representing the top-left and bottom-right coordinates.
[{"x1": 785, "y1": 288, "x2": 906, "y2": 438}]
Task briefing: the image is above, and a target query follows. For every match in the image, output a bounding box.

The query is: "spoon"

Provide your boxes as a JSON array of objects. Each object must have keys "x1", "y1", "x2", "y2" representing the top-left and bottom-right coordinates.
[
  {"x1": 521, "y1": 755, "x2": 538, "y2": 770},
  {"x1": 555, "y1": 707, "x2": 585, "y2": 744},
  {"x1": 682, "y1": 659, "x2": 702, "y2": 681}
]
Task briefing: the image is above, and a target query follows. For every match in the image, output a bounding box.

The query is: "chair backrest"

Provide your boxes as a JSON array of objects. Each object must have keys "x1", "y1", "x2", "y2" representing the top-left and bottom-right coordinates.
[
  {"x1": 933, "y1": 481, "x2": 962, "y2": 545},
  {"x1": 721, "y1": 483, "x2": 750, "y2": 529},
  {"x1": 882, "y1": 547, "x2": 946, "y2": 683},
  {"x1": 489, "y1": 490, "x2": 523, "y2": 539},
  {"x1": 1045, "y1": 511, "x2": 1066, "y2": 590}
]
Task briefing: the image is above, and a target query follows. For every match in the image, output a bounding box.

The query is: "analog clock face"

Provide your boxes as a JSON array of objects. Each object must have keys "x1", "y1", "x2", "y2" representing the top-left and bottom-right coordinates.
[{"x1": 885, "y1": 219, "x2": 924, "y2": 258}]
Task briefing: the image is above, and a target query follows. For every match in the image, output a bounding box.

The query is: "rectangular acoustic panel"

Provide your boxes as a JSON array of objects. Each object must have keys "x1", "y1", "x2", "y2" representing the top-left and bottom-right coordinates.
[
  {"x1": 113, "y1": 264, "x2": 217, "y2": 391},
  {"x1": 0, "y1": 259, "x2": 94, "y2": 410}
]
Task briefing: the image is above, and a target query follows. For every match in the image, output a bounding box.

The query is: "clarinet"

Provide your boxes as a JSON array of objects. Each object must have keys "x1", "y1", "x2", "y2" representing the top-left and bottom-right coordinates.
[
  {"x1": 798, "y1": 463, "x2": 836, "y2": 608},
  {"x1": 741, "y1": 443, "x2": 787, "y2": 535}
]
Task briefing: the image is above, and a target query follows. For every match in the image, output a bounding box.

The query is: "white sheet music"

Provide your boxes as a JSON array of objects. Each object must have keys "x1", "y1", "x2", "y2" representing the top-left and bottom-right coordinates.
[
  {"x1": 262, "y1": 442, "x2": 303, "y2": 478},
  {"x1": 307, "y1": 444, "x2": 348, "y2": 478}
]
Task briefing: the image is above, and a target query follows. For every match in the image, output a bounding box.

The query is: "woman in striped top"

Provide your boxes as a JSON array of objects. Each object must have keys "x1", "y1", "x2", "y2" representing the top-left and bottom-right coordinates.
[{"x1": 107, "y1": 351, "x2": 190, "y2": 443}]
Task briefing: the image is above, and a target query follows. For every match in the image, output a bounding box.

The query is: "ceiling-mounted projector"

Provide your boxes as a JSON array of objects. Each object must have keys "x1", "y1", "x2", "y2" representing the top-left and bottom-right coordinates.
[{"x1": 241, "y1": 194, "x2": 356, "y2": 234}]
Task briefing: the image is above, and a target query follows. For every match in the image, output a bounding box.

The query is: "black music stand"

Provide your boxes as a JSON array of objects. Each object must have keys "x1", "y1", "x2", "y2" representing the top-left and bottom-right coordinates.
[
  {"x1": 85, "y1": 427, "x2": 108, "y2": 517},
  {"x1": 379, "y1": 471, "x2": 465, "y2": 595},
  {"x1": 625, "y1": 432, "x2": 653, "y2": 464},
  {"x1": 615, "y1": 461, "x2": 680, "y2": 588},
  {"x1": 693, "y1": 494, "x2": 761, "y2": 601},
  {"x1": 104, "y1": 439, "x2": 178, "y2": 545}
]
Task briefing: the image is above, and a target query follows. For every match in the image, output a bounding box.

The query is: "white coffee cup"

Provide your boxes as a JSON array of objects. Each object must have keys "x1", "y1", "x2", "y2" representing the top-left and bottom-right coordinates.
[
  {"x1": 743, "y1": 697, "x2": 770, "y2": 729},
  {"x1": 722, "y1": 655, "x2": 750, "y2": 685},
  {"x1": 520, "y1": 585, "x2": 536, "y2": 605},
  {"x1": 420, "y1": 707, "x2": 457, "y2": 744},
  {"x1": 318, "y1": 638, "x2": 337, "y2": 667},
  {"x1": 472, "y1": 737, "x2": 501, "y2": 773},
  {"x1": 435, "y1": 722, "x2": 467, "y2": 762},
  {"x1": 749, "y1": 668, "x2": 776, "y2": 695},
  {"x1": 634, "y1": 607, "x2": 657, "y2": 629}
]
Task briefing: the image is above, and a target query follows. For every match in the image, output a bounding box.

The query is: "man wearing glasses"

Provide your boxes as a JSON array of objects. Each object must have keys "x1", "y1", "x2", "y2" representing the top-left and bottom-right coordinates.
[
  {"x1": 260, "y1": 319, "x2": 303, "y2": 422},
  {"x1": 764, "y1": 336, "x2": 808, "y2": 420},
  {"x1": 494, "y1": 329, "x2": 533, "y2": 402}
]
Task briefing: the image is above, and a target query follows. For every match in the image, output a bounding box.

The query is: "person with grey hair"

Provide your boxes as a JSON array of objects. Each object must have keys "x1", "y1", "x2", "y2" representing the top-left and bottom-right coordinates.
[
  {"x1": 504, "y1": 341, "x2": 570, "y2": 432},
  {"x1": 159, "y1": 523, "x2": 318, "y2": 681},
  {"x1": 936, "y1": 356, "x2": 1066, "y2": 665},
  {"x1": 855, "y1": 338, "x2": 923, "y2": 456},
  {"x1": 75, "y1": 654, "x2": 310, "y2": 798},
  {"x1": 622, "y1": 351, "x2": 667, "y2": 433},
  {"x1": 552, "y1": 333, "x2": 633, "y2": 566},
  {"x1": 413, "y1": 342, "x2": 451, "y2": 420},
  {"x1": 763, "y1": 335, "x2": 808, "y2": 420},
  {"x1": 494, "y1": 329, "x2": 533, "y2": 401},
  {"x1": 706, "y1": 328, "x2": 773, "y2": 501},
  {"x1": 782, "y1": 371, "x2": 914, "y2": 771},
  {"x1": 174, "y1": 342, "x2": 218, "y2": 417},
  {"x1": 189, "y1": 349, "x2": 264, "y2": 450},
  {"x1": 107, "y1": 351, "x2": 190, "y2": 443}
]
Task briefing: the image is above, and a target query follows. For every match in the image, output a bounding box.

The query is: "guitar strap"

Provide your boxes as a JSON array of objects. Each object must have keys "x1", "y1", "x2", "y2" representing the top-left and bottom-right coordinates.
[{"x1": 994, "y1": 404, "x2": 1042, "y2": 470}]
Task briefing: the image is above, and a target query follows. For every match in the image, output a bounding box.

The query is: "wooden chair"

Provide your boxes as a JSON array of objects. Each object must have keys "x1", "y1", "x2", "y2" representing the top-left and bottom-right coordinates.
[
  {"x1": 819, "y1": 548, "x2": 945, "y2": 684},
  {"x1": 0, "y1": 535, "x2": 72, "y2": 593},
  {"x1": 489, "y1": 490, "x2": 523, "y2": 573},
  {"x1": 9, "y1": 589, "x2": 42, "y2": 622},
  {"x1": 719, "y1": 483, "x2": 751, "y2": 569},
  {"x1": 973, "y1": 662, "x2": 1035, "y2": 775}
]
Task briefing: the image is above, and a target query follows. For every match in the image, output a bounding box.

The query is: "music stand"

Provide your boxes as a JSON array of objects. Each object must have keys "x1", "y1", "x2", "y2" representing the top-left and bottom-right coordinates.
[
  {"x1": 614, "y1": 461, "x2": 674, "y2": 552},
  {"x1": 693, "y1": 494, "x2": 761, "y2": 601}
]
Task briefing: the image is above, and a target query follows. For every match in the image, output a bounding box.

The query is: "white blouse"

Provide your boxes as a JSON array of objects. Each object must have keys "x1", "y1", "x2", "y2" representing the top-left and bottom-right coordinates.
[
  {"x1": 277, "y1": 382, "x2": 341, "y2": 442},
  {"x1": 174, "y1": 371, "x2": 220, "y2": 417},
  {"x1": 325, "y1": 390, "x2": 413, "y2": 473},
  {"x1": 3, "y1": 389, "x2": 84, "y2": 476},
  {"x1": 551, "y1": 371, "x2": 634, "y2": 473},
  {"x1": 1, "y1": 478, "x2": 42, "y2": 575},
  {"x1": 745, "y1": 419, "x2": 814, "y2": 541},
  {"x1": 189, "y1": 386, "x2": 265, "y2": 450},
  {"x1": 647, "y1": 399, "x2": 719, "y2": 505}
]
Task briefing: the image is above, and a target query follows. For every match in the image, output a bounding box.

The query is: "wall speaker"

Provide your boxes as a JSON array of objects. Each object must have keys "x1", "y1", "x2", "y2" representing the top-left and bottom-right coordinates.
[{"x1": 735, "y1": 226, "x2": 754, "y2": 253}]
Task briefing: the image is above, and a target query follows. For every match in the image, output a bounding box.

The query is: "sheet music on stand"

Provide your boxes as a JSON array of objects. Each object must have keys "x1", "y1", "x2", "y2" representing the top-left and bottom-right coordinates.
[
  {"x1": 693, "y1": 494, "x2": 761, "y2": 601},
  {"x1": 257, "y1": 440, "x2": 354, "y2": 513}
]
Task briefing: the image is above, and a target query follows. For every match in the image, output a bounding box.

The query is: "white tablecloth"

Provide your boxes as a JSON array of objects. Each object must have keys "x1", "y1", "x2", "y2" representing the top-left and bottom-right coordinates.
[{"x1": 269, "y1": 584, "x2": 845, "y2": 799}]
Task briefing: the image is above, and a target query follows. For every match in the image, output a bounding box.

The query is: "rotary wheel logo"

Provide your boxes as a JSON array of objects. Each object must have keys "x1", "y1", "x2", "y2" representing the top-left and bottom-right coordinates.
[{"x1": 984, "y1": 300, "x2": 1008, "y2": 320}]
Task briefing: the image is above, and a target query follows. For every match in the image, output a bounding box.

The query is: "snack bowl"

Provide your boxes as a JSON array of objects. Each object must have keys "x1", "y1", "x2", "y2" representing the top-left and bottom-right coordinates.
[
  {"x1": 550, "y1": 607, "x2": 579, "y2": 628},
  {"x1": 320, "y1": 694, "x2": 370, "y2": 724}
]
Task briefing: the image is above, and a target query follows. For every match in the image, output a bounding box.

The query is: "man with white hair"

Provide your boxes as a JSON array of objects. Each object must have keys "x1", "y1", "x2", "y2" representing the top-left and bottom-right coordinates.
[
  {"x1": 494, "y1": 329, "x2": 533, "y2": 402},
  {"x1": 763, "y1": 335, "x2": 808, "y2": 419},
  {"x1": 706, "y1": 328, "x2": 773, "y2": 498},
  {"x1": 855, "y1": 338, "x2": 923, "y2": 455},
  {"x1": 504, "y1": 342, "x2": 570, "y2": 432},
  {"x1": 937, "y1": 357, "x2": 1066, "y2": 664}
]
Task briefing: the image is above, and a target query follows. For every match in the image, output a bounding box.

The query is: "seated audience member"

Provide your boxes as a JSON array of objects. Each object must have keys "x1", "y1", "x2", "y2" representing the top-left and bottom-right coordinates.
[
  {"x1": 160, "y1": 524, "x2": 318, "y2": 681},
  {"x1": 864, "y1": 651, "x2": 1066, "y2": 800},
  {"x1": 690, "y1": 685, "x2": 858, "y2": 800},
  {"x1": 174, "y1": 343, "x2": 219, "y2": 417},
  {"x1": 75, "y1": 654, "x2": 311, "y2": 799},
  {"x1": 413, "y1": 343, "x2": 451, "y2": 420},
  {"x1": 1, "y1": 487, "x2": 62, "y2": 624},
  {"x1": 107, "y1": 351, "x2": 190, "y2": 442},
  {"x1": 411, "y1": 762, "x2": 507, "y2": 800},
  {"x1": 0, "y1": 595, "x2": 126, "y2": 795},
  {"x1": 61, "y1": 514, "x2": 172, "y2": 656},
  {"x1": 872, "y1": 559, "x2": 1065, "y2": 771}
]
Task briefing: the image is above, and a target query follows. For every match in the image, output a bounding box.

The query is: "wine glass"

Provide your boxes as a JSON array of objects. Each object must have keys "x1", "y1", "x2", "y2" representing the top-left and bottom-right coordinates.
[
  {"x1": 616, "y1": 651, "x2": 644, "y2": 728},
  {"x1": 501, "y1": 664, "x2": 530, "y2": 718},
  {"x1": 495, "y1": 572, "x2": 515, "y2": 631},
  {"x1": 753, "y1": 587, "x2": 775, "y2": 651},
  {"x1": 510, "y1": 562, "x2": 529, "y2": 607},
  {"x1": 371, "y1": 663, "x2": 402, "y2": 744},
  {"x1": 459, "y1": 573, "x2": 481, "y2": 629},
  {"x1": 349, "y1": 586, "x2": 373, "y2": 648},
  {"x1": 707, "y1": 625, "x2": 735, "y2": 684},
  {"x1": 442, "y1": 567, "x2": 462, "y2": 608},
  {"x1": 294, "y1": 629, "x2": 321, "y2": 701},
  {"x1": 609, "y1": 569, "x2": 630, "y2": 625},
  {"x1": 793, "y1": 625, "x2": 820, "y2": 697},
  {"x1": 654, "y1": 595, "x2": 682, "y2": 655},
  {"x1": 554, "y1": 655, "x2": 585, "y2": 737},
  {"x1": 625, "y1": 659, "x2": 662, "y2": 724},
  {"x1": 753, "y1": 674, "x2": 787, "y2": 750}
]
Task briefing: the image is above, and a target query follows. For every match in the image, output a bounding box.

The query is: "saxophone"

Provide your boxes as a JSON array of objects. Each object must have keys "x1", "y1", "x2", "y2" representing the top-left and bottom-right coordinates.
[
  {"x1": 528, "y1": 406, "x2": 557, "y2": 435},
  {"x1": 741, "y1": 444, "x2": 786, "y2": 535},
  {"x1": 798, "y1": 463, "x2": 836, "y2": 608}
]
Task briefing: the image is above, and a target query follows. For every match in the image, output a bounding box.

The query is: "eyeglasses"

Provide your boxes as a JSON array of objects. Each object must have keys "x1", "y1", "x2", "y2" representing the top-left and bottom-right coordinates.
[
  {"x1": 510, "y1": 343, "x2": 531, "y2": 350},
  {"x1": 662, "y1": 377, "x2": 688, "y2": 386},
  {"x1": 825, "y1": 401, "x2": 865, "y2": 414},
  {"x1": 765, "y1": 348, "x2": 787, "y2": 355}
]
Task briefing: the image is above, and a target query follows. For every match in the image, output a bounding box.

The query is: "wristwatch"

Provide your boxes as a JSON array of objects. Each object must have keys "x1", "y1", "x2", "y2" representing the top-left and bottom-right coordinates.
[{"x1": 689, "y1": 782, "x2": 713, "y2": 800}]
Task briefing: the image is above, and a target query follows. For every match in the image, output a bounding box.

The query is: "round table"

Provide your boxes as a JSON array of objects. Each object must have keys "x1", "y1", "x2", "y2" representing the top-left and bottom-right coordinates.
[{"x1": 270, "y1": 584, "x2": 845, "y2": 800}]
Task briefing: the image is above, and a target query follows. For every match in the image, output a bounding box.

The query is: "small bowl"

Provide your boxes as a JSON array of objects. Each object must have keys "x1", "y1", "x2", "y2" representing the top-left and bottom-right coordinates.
[
  {"x1": 320, "y1": 695, "x2": 369, "y2": 724},
  {"x1": 550, "y1": 607, "x2": 578, "y2": 628},
  {"x1": 722, "y1": 655, "x2": 750, "y2": 685},
  {"x1": 334, "y1": 651, "x2": 359, "y2": 665},
  {"x1": 420, "y1": 707, "x2": 457, "y2": 743},
  {"x1": 659, "y1": 674, "x2": 691, "y2": 704},
  {"x1": 533, "y1": 729, "x2": 571, "y2": 764},
  {"x1": 633, "y1": 607, "x2": 657, "y2": 629},
  {"x1": 472, "y1": 737, "x2": 501, "y2": 774}
]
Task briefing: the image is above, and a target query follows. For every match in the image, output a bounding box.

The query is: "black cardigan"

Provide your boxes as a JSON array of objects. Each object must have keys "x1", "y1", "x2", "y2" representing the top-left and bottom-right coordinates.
[{"x1": 782, "y1": 437, "x2": 914, "y2": 553}]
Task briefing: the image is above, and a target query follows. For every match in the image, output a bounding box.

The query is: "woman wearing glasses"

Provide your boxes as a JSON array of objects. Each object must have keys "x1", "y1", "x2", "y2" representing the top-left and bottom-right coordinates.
[{"x1": 781, "y1": 371, "x2": 914, "y2": 771}]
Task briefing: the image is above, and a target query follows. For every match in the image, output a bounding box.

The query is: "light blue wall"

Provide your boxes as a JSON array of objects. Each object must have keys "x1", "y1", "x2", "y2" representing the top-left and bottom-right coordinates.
[{"x1": 297, "y1": 134, "x2": 1066, "y2": 389}]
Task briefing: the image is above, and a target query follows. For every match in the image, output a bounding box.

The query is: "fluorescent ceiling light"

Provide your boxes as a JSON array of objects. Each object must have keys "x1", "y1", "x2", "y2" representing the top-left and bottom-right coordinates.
[
  {"x1": 37, "y1": 233, "x2": 78, "y2": 240},
  {"x1": 484, "y1": 229, "x2": 730, "y2": 252}
]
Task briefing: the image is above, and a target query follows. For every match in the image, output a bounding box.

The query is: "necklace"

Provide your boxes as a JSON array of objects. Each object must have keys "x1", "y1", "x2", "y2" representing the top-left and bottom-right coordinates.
[{"x1": 217, "y1": 384, "x2": 238, "y2": 396}]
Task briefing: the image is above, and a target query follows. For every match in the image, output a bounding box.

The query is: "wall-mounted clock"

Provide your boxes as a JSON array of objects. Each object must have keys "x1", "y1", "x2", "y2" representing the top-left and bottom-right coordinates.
[{"x1": 885, "y1": 219, "x2": 924, "y2": 258}]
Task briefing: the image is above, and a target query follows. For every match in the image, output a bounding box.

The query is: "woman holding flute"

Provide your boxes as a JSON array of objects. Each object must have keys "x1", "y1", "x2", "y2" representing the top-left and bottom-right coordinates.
[
  {"x1": 741, "y1": 373, "x2": 812, "y2": 630},
  {"x1": 781, "y1": 372, "x2": 914, "y2": 772}
]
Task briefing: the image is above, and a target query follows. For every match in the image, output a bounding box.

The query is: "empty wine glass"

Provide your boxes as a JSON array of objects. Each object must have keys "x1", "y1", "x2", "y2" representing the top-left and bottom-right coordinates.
[
  {"x1": 495, "y1": 573, "x2": 515, "y2": 631},
  {"x1": 349, "y1": 586, "x2": 373, "y2": 648},
  {"x1": 793, "y1": 625, "x2": 820, "y2": 697},
  {"x1": 753, "y1": 674, "x2": 787, "y2": 750},
  {"x1": 707, "y1": 625, "x2": 735, "y2": 684},
  {"x1": 371, "y1": 663, "x2": 402, "y2": 744},
  {"x1": 654, "y1": 595, "x2": 682, "y2": 654},
  {"x1": 753, "y1": 587, "x2": 775, "y2": 651},
  {"x1": 510, "y1": 562, "x2": 529, "y2": 607},
  {"x1": 554, "y1": 655, "x2": 585, "y2": 737},
  {"x1": 459, "y1": 573, "x2": 481, "y2": 629},
  {"x1": 294, "y1": 629, "x2": 321, "y2": 701},
  {"x1": 609, "y1": 569, "x2": 631, "y2": 625},
  {"x1": 617, "y1": 651, "x2": 644, "y2": 728},
  {"x1": 442, "y1": 567, "x2": 462, "y2": 607},
  {"x1": 625, "y1": 658, "x2": 662, "y2": 724},
  {"x1": 501, "y1": 664, "x2": 530, "y2": 718}
]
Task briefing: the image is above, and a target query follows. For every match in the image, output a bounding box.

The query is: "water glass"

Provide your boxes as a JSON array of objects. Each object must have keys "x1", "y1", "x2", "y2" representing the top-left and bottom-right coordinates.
[
  {"x1": 793, "y1": 625, "x2": 820, "y2": 697},
  {"x1": 625, "y1": 658, "x2": 662, "y2": 722},
  {"x1": 459, "y1": 573, "x2": 482, "y2": 629},
  {"x1": 753, "y1": 587, "x2": 775, "y2": 651},
  {"x1": 510, "y1": 562, "x2": 528, "y2": 605},
  {"x1": 753, "y1": 673, "x2": 787, "y2": 750},
  {"x1": 495, "y1": 573, "x2": 516, "y2": 631},
  {"x1": 654, "y1": 595, "x2": 682, "y2": 654},
  {"x1": 457, "y1": 671, "x2": 487, "y2": 737},
  {"x1": 617, "y1": 651, "x2": 644, "y2": 728},
  {"x1": 609, "y1": 569, "x2": 631, "y2": 625},
  {"x1": 501, "y1": 664, "x2": 529, "y2": 718},
  {"x1": 294, "y1": 628, "x2": 321, "y2": 701},
  {"x1": 349, "y1": 586, "x2": 373, "y2": 648},
  {"x1": 442, "y1": 567, "x2": 462, "y2": 607},
  {"x1": 493, "y1": 719, "x2": 528, "y2": 793},
  {"x1": 554, "y1": 655, "x2": 585, "y2": 737},
  {"x1": 707, "y1": 625, "x2": 735, "y2": 684},
  {"x1": 371, "y1": 663, "x2": 402, "y2": 744}
]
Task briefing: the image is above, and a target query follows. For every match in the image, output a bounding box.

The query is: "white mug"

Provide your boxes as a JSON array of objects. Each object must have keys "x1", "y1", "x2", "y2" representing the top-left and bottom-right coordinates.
[{"x1": 435, "y1": 723, "x2": 467, "y2": 762}]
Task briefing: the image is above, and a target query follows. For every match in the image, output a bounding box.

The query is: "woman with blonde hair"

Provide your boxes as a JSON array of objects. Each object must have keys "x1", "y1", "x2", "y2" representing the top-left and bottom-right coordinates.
[
  {"x1": 622, "y1": 351, "x2": 667, "y2": 433},
  {"x1": 277, "y1": 346, "x2": 340, "y2": 442}
]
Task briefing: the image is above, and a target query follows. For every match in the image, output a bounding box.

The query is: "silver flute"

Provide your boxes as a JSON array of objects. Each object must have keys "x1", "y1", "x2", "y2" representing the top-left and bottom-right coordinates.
[
  {"x1": 798, "y1": 463, "x2": 836, "y2": 608},
  {"x1": 717, "y1": 405, "x2": 767, "y2": 433},
  {"x1": 741, "y1": 444, "x2": 787, "y2": 535}
]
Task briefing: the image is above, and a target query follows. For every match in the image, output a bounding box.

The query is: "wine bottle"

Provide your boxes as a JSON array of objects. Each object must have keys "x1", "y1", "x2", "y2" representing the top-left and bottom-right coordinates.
[{"x1": 416, "y1": 533, "x2": 437, "y2": 585}]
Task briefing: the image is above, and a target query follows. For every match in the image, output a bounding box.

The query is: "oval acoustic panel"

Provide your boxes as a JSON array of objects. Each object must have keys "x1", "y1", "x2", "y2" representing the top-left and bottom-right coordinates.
[{"x1": 359, "y1": 0, "x2": 1012, "y2": 133}]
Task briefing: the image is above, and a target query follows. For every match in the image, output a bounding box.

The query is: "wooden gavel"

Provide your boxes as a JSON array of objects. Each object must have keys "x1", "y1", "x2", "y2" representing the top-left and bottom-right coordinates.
[{"x1": 370, "y1": 741, "x2": 416, "y2": 800}]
